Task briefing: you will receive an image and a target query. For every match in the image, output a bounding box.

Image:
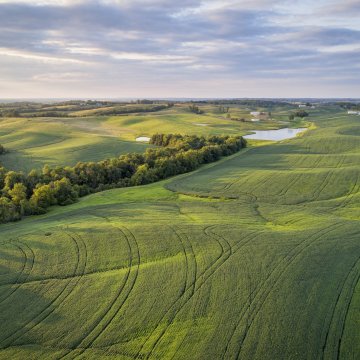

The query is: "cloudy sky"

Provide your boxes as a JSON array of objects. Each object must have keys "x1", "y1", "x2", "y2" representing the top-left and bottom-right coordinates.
[{"x1": 0, "y1": 0, "x2": 359, "y2": 98}]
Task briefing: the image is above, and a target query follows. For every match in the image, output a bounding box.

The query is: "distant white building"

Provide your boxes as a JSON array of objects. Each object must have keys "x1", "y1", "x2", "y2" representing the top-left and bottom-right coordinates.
[
  {"x1": 347, "y1": 110, "x2": 360, "y2": 115},
  {"x1": 251, "y1": 118, "x2": 260, "y2": 122},
  {"x1": 250, "y1": 111, "x2": 261, "y2": 116},
  {"x1": 298, "y1": 104, "x2": 307, "y2": 108}
]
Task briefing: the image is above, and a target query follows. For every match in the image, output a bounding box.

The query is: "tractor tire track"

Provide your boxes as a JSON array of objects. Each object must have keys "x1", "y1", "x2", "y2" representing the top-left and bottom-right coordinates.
[
  {"x1": 0, "y1": 240, "x2": 35, "y2": 305},
  {"x1": 61, "y1": 222, "x2": 140, "y2": 360},
  {"x1": 337, "y1": 172, "x2": 360, "y2": 209},
  {"x1": 221, "y1": 223, "x2": 344, "y2": 360},
  {"x1": 312, "y1": 156, "x2": 346, "y2": 202},
  {"x1": 134, "y1": 225, "x2": 197, "y2": 360},
  {"x1": 0, "y1": 241, "x2": 25, "y2": 284},
  {"x1": 166, "y1": 229, "x2": 260, "y2": 358},
  {"x1": 0, "y1": 232, "x2": 86, "y2": 348},
  {"x1": 321, "y1": 255, "x2": 360, "y2": 360},
  {"x1": 139, "y1": 228, "x2": 259, "y2": 360},
  {"x1": 235, "y1": 223, "x2": 345, "y2": 360},
  {"x1": 276, "y1": 172, "x2": 303, "y2": 202}
]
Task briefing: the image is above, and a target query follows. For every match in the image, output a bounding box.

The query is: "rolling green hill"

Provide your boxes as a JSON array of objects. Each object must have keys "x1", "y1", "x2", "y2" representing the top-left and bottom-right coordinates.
[
  {"x1": 0, "y1": 103, "x2": 306, "y2": 172},
  {"x1": 0, "y1": 106, "x2": 359, "y2": 359}
]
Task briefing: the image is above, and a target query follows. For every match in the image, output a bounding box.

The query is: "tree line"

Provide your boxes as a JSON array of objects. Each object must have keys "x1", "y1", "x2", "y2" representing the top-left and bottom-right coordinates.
[
  {"x1": 0, "y1": 144, "x2": 5, "y2": 155},
  {"x1": 0, "y1": 134, "x2": 246, "y2": 223},
  {"x1": 188, "y1": 104, "x2": 204, "y2": 114},
  {"x1": 288, "y1": 110, "x2": 309, "y2": 120},
  {"x1": 0, "y1": 103, "x2": 173, "y2": 118}
]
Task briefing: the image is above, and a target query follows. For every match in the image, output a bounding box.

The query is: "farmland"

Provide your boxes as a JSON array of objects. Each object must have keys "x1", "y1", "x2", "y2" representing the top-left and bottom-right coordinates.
[
  {"x1": 0, "y1": 101, "x2": 304, "y2": 172},
  {"x1": 0, "y1": 102, "x2": 359, "y2": 359}
]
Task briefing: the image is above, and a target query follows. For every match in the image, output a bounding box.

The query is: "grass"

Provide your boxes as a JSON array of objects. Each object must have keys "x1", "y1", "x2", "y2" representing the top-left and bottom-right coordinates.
[
  {"x1": 0, "y1": 117, "x2": 150, "y2": 172},
  {"x1": 0, "y1": 103, "x2": 307, "y2": 172},
  {"x1": 0, "y1": 105, "x2": 359, "y2": 359}
]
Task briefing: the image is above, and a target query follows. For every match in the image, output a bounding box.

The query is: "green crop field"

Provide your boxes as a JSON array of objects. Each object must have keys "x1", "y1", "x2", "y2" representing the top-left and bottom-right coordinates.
[
  {"x1": 0, "y1": 104, "x2": 359, "y2": 359},
  {"x1": 0, "y1": 103, "x2": 307, "y2": 172}
]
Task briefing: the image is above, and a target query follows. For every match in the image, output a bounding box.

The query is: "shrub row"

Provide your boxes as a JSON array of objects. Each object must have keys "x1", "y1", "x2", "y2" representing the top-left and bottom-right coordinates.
[{"x1": 0, "y1": 134, "x2": 246, "y2": 223}]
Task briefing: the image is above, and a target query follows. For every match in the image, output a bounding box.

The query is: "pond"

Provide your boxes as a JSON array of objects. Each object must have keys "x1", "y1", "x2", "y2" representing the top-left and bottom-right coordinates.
[
  {"x1": 136, "y1": 136, "x2": 151, "y2": 142},
  {"x1": 244, "y1": 128, "x2": 307, "y2": 141}
]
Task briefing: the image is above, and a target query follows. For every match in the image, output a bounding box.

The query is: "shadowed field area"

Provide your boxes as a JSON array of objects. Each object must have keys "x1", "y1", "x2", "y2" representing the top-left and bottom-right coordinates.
[
  {"x1": 0, "y1": 108, "x2": 359, "y2": 359},
  {"x1": 0, "y1": 103, "x2": 305, "y2": 172}
]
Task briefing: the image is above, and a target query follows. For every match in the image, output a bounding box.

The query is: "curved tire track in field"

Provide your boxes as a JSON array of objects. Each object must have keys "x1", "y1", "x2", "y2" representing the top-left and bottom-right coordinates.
[
  {"x1": 134, "y1": 225, "x2": 197, "y2": 360},
  {"x1": 275, "y1": 172, "x2": 303, "y2": 201},
  {"x1": 168, "y1": 225, "x2": 235, "y2": 360},
  {"x1": 0, "y1": 241, "x2": 24, "y2": 283},
  {"x1": 338, "y1": 172, "x2": 360, "y2": 209},
  {"x1": 312, "y1": 156, "x2": 346, "y2": 202},
  {"x1": 61, "y1": 223, "x2": 140, "y2": 360},
  {"x1": 0, "y1": 241, "x2": 27, "y2": 294},
  {"x1": 249, "y1": 170, "x2": 282, "y2": 198},
  {"x1": 138, "y1": 227, "x2": 260, "y2": 360},
  {"x1": 0, "y1": 232, "x2": 86, "y2": 349},
  {"x1": 136, "y1": 224, "x2": 232, "y2": 359},
  {"x1": 321, "y1": 255, "x2": 360, "y2": 360},
  {"x1": 0, "y1": 240, "x2": 35, "y2": 305},
  {"x1": 222, "y1": 223, "x2": 344, "y2": 360},
  {"x1": 166, "y1": 229, "x2": 261, "y2": 360},
  {"x1": 222, "y1": 177, "x2": 260, "y2": 203}
]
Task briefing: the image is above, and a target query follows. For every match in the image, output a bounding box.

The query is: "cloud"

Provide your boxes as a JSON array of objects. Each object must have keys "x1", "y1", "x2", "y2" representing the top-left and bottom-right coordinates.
[
  {"x1": 0, "y1": 0, "x2": 359, "y2": 97},
  {"x1": 32, "y1": 72, "x2": 90, "y2": 81},
  {"x1": 0, "y1": 0, "x2": 84, "y2": 5},
  {"x1": 0, "y1": 47, "x2": 88, "y2": 64}
]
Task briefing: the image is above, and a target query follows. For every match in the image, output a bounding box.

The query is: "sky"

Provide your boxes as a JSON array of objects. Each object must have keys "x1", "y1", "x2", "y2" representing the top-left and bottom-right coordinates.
[{"x1": 0, "y1": 0, "x2": 359, "y2": 98}]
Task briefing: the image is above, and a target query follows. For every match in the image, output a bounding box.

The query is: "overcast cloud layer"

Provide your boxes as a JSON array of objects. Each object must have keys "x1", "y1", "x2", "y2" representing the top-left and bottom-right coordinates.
[{"x1": 0, "y1": 0, "x2": 359, "y2": 98}]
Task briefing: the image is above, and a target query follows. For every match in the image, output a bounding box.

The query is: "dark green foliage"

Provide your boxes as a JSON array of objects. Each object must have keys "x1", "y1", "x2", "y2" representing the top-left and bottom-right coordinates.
[
  {"x1": 0, "y1": 100, "x2": 172, "y2": 118},
  {"x1": 337, "y1": 102, "x2": 360, "y2": 111},
  {"x1": 0, "y1": 144, "x2": 6, "y2": 154},
  {"x1": 289, "y1": 110, "x2": 309, "y2": 119},
  {"x1": 188, "y1": 104, "x2": 204, "y2": 114},
  {"x1": 295, "y1": 110, "x2": 309, "y2": 118},
  {"x1": 0, "y1": 109, "x2": 20, "y2": 117},
  {"x1": 0, "y1": 134, "x2": 246, "y2": 223},
  {"x1": 204, "y1": 99, "x2": 292, "y2": 107},
  {"x1": 218, "y1": 106, "x2": 230, "y2": 113},
  {"x1": 82, "y1": 104, "x2": 170, "y2": 117}
]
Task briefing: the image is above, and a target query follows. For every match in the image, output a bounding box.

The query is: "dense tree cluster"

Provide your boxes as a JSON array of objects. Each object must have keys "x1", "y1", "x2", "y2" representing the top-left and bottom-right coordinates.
[
  {"x1": 295, "y1": 110, "x2": 309, "y2": 118},
  {"x1": 218, "y1": 106, "x2": 230, "y2": 113},
  {"x1": 0, "y1": 101, "x2": 172, "y2": 118},
  {"x1": 289, "y1": 110, "x2": 309, "y2": 120},
  {"x1": 0, "y1": 110, "x2": 20, "y2": 118},
  {"x1": 202, "y1": 100, "x2": 292, "y2": 107},
  {"x1": 188, "y1": 104, "x2": 204, "y2": 114},
  {"x1": 0, "y1": 144, "x2": 5, "y2": 154},
  {"x1": 337, "y1": 102, "x2": 360, "y2": 111},
  {"x1": 78, "y1": 104, "x2": 171, "y2": 117},
  {"x1": 0, "y1": 134, "x2": 246, "y2": 223}
]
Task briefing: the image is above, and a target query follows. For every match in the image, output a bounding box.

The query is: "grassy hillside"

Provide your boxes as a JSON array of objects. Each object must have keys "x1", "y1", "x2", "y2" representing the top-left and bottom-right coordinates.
[
  {"x1": 0, "y1": 116, "x2": 151, "y2": 172},
  {"x1": 0, "y1": 102, "x2": 307, "y2": 172},
  {"x1": 0, "y1": 106, "x2": 359, "y2": 359}
]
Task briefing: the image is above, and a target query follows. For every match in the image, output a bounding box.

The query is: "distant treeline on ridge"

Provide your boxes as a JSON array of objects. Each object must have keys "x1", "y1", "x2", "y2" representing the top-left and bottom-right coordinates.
[{"x1": 0, "y1": 134, "x2": 246, "y2": 223}]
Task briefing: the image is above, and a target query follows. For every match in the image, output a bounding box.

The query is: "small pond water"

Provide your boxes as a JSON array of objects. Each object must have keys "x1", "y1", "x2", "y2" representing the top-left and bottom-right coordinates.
[
  {"x1": 193, "y1": 123, "x2": 209, "y2": 126},
  {"x1": 136, "y1": 136, "x2": 151, "y2": 142},
  {"x1": 244, "y1": 128, "x2": 307, "y2": 141}
]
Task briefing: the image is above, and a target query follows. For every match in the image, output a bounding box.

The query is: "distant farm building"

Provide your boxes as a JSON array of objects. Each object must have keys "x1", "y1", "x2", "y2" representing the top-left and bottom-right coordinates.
[
  {"x1": 250, "y1": 111, "x2": 268, "y2": 121},
  {"x1": 347, "y1": 110, "x2": 360, "y2": 115}
]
